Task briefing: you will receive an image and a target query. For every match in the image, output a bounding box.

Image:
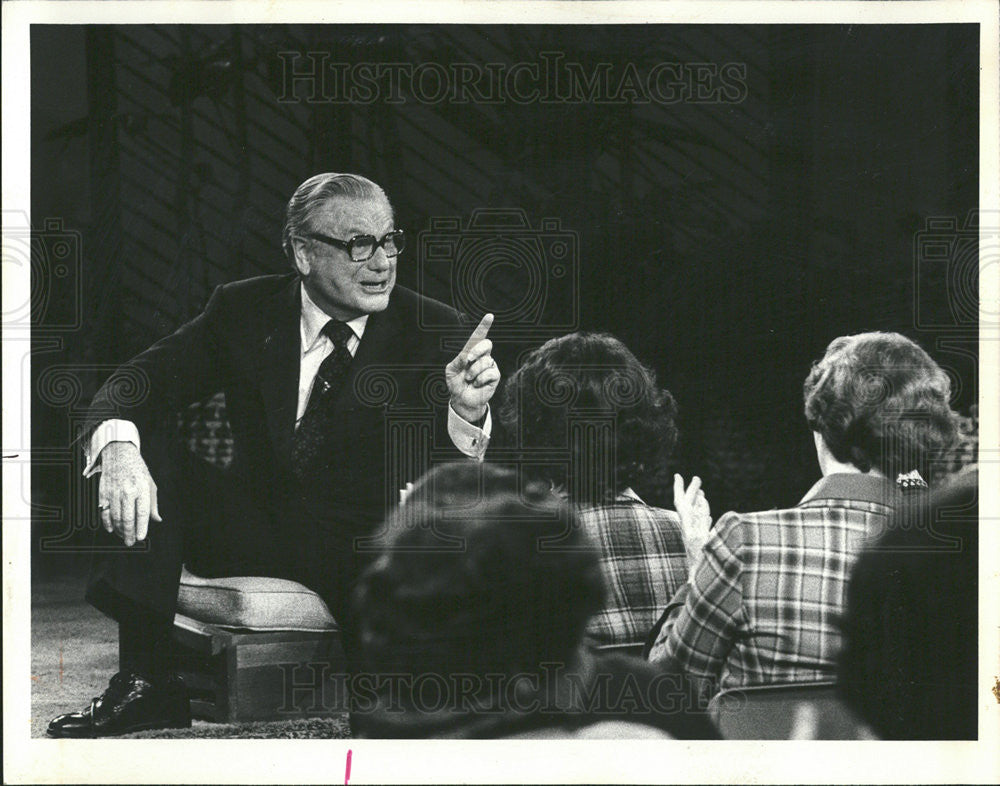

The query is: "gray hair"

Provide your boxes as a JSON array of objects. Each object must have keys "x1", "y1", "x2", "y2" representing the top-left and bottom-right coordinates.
[{"x1": 282, "y1": 173, "x2": 392, "y2": 265}]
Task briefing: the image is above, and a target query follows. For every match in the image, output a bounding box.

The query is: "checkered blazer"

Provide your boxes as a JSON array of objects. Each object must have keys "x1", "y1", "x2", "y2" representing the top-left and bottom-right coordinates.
[
  {"x1": 647, "y1": 474, "x2": 901, "y2": 692},
  {"x1": 581, "y1": 490, "x2": 689, "y2": 647}
]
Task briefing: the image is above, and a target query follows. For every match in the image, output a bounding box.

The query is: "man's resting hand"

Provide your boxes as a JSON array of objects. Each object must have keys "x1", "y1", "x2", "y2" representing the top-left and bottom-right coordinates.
[{"x1": 97, "y1": 441, "x2": 161, "y2": 547}]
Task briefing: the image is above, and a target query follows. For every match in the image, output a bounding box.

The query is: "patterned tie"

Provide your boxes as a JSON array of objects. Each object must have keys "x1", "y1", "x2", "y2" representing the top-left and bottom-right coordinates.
[{"x1": 292, "y1": 320, "x2": 355, "y2": 477}]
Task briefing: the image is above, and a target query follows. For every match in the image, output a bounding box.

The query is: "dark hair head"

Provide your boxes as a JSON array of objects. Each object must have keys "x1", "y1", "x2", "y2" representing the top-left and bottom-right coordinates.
[
  {"x1": 496, "y1": 332, "x2": 678, "y2": 504},
  {"x1": 282, "y1": 172, "x2": 391, "y2": 265},
  {"x1": 838, "y1": 468, "x2": 978, "y2": 739},
  {"x1": 803, "y1": 332, "x2": 958, "y2": 478},
  {"x1": 352, "y1": 462, "x2": 605, "y2": 678}
]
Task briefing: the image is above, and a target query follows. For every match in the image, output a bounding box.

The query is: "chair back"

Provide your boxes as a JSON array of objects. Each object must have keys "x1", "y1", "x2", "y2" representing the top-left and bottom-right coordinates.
[
  {"x1": 177, "y1": 392, "x2": 233, "y2": 468},
  {"x1": 709, "y1": 681, "x2": 870, "y2": 739}
]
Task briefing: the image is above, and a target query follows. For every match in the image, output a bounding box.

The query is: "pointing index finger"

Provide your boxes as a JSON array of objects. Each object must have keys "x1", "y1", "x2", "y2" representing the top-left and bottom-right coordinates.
[{"x1": 459, "y1": 314, "x2": 494, "y2": 359}]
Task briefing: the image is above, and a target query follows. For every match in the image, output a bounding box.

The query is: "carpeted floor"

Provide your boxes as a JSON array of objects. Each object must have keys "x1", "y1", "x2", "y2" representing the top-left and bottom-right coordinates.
[
  {"x1": 31, "y1": 565, "x2": 350, "y2": 739},
  {"x1": 120, "y1": 716, "x2": 351, "y2": 739},
  {"x1": 31, "y1": 572, "x2": 119, "y2": 739}
]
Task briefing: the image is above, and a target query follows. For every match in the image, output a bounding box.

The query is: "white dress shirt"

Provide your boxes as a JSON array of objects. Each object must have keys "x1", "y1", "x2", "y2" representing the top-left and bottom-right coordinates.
[{"x1": 84, "y1": 283, "x2": 491, "y2": 474}]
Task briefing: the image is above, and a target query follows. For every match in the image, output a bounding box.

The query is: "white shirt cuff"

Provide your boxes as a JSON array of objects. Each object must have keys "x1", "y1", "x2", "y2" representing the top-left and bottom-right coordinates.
[
  {"x1": 83, "y1": 419, "x2": 140, "y2": 477},
  {"x1": 447, "y1": 404, "x2": 491, "y2": 462}
]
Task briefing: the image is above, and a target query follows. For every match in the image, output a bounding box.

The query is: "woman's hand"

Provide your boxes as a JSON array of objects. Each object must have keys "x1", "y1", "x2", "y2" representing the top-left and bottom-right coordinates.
[{"x1": 674, "y1": 473, "x2": 712, "y2": 569}]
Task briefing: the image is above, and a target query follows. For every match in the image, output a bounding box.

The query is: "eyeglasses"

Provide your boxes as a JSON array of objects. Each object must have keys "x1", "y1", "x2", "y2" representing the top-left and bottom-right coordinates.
[{"x1": 299, "y1": 229, "x2": 406, "y2": 262}]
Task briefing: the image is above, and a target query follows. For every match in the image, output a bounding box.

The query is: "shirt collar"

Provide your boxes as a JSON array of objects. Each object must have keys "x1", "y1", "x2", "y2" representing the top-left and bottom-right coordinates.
[
  {"x1": 618, "y1": 487, "x2": 644, "y2": 503},
  {"x1": 299, "y1": 282, "x2": 368, "y2": 352},
  {"x1": 798, "y1": 472, "x2": 900, "y2": 508},
  {"x1": 553, "y1": 486, "x2": 645, "y2": 504}
]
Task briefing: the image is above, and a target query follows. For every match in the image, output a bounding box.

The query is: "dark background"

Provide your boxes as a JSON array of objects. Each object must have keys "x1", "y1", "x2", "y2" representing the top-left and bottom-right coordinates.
[{"x1": 30, "y1": 24, "x2": 979, "y2": 563}]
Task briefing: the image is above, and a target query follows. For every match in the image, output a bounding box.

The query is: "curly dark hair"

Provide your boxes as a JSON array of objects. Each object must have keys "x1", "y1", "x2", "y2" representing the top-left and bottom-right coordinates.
[
  {"x1": 351, "y1": 462, "x2": 605, "y2": 679},
  {"x1": 803, "y1": 332, "x2": 958, "y2": 478},
  {"x1": 496, "y1": 332, "x2": 679, "y2": 505}
]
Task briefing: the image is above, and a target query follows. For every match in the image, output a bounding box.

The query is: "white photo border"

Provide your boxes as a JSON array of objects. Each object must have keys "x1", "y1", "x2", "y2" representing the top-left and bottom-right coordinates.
[{"x1": 3, "y1": 2, "x2": 998, "y2": 783}]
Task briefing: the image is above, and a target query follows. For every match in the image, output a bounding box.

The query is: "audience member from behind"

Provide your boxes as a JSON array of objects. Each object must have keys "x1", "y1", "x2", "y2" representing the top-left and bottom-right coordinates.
[
  {"x1": 350, "y1": 462, "x2": 719, "y2": 739},
  {"x1": 497, "y1": 332, "x2": 701, "y2": 647},
  {"x1": 647, "y1": 332, "x2": 958, "y2": 697},
  {"x1": 838, "y1": 467, "x2": 978, "y2": 739}
]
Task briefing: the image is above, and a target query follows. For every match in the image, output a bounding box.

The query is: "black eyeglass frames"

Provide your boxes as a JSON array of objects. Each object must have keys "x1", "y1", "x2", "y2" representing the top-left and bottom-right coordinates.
[{"x1": 298, "y1": 229, "x2": 406, "y2": 262}]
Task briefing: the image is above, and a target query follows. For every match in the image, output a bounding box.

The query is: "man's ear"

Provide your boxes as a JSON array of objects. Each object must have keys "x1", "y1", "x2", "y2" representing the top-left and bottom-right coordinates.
[{"x1": 290, "y1": 238, "x2": 311, "y2": 276}]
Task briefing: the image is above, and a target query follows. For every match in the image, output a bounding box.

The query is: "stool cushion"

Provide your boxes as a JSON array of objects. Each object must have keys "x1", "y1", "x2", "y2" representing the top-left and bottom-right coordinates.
[{"x1": 177, "y1": 567, "x2": 338, "y2": 632}]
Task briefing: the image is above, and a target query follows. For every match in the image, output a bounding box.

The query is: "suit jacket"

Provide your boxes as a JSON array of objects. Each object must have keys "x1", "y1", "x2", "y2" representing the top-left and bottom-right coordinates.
[
  {"x1": 646, "y1": 473, "x2": 902, "y2": 692},
  {"x1": 579, "y1": 492, "x2": 689, "y2": 647},
  {"x1": 85, "y1": 273, "x2": 467, "y2": 538}
]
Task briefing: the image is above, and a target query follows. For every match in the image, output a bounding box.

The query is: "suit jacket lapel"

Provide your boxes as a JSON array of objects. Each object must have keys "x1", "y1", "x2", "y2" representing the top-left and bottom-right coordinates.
[{"x1": 258, "y1": 276, "x2": 301, "y2": 464}]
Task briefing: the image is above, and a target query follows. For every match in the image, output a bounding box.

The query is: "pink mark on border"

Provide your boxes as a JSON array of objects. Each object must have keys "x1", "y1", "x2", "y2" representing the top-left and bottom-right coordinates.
[{"x1": 345, "y1": 749, "x2": 353, "y2": 785}]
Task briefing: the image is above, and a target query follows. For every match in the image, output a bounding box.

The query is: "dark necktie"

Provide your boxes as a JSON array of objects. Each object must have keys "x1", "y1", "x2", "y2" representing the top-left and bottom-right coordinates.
[{"x1": 291, "y1": 320, "x2": 355, "y2": 477}]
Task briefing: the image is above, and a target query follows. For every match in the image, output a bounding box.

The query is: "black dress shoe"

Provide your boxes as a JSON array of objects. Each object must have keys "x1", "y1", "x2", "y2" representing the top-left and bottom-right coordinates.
[{"x1": 47, "y1": 671, "x2": 191, "y2": 738}]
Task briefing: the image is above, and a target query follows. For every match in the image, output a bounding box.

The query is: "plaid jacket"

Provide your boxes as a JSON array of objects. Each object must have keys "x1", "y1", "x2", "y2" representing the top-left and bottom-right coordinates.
[
  {"x1": 581, "y1": 490, "x2": 689, "y2": 647},
  {"x1": 647, "y1": 474, "x2": 901, "y2": 691}
]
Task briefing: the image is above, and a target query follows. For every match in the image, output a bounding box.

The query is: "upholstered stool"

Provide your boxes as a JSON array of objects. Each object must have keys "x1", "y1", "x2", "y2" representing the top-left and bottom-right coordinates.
[
  {"x1": 156, "y1": 398, "x2": 348, "y2": 721},
  {"x1": 164, "y1": 568, "x2": 348, "y2": 722}
]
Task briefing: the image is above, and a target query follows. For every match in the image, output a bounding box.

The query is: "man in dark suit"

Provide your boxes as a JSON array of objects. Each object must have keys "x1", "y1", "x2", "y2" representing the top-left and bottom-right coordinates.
[{"x1": 48, "y1": 173, "x2": 500, "y2": 737}]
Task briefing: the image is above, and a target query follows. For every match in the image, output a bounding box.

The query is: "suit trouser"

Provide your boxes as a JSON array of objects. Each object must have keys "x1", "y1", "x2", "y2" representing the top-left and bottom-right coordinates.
[{"x1": 85, "y1": 436, "x2": 373, "y2": 666}]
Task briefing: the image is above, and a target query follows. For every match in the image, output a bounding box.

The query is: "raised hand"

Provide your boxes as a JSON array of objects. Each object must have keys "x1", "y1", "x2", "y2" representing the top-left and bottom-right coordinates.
[
  {"x1": 97, "y1": 441, "x2": 161, "y2": 547},
  {"x1": 445, "y1": 313, "x2": 500, "y2": 424},
  {"x1": 674, "y1": 473, "x2": 712, "y2": 569}
]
